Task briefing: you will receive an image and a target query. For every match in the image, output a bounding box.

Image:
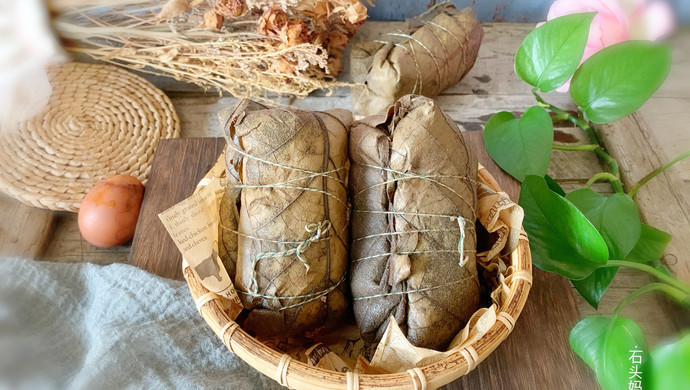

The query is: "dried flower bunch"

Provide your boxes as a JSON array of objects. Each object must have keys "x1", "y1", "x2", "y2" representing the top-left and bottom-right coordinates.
[{"x1": 50, "y1": 0, "x2": 368, "y2": 97}]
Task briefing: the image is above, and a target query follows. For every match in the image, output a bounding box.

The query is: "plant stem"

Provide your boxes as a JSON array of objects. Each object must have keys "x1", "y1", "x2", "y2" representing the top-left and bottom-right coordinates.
[
  {"x1": 552, "y1": 144, "x2": 598, "y2": 151},
  {"x1": 574, "y1": 115, "x2": 601, "y2": 146},
  {"x1": 605, "y1": 260, "x2": 690, "y2": 295},
  {"x1": 613, "y1": 283, "x2": 689, "y2": 318},
  {"x1": 586, "y1": 172, "x2": 620, "y2": 188},
  {"x1": 532, "y1": 91, "x2": 599, "y2": 144},
  {"x1": 591, "y1": 149, "x2": 625, "y2": 193},
  {"x1": 576, "y1": 107, "x2": 602, "y2": 145},
  {"x1": 628, "y1": 150, "x2": 690, "y2": 198},
  {"x1": 533, "y1": 92, "x2": 624, "y2": 193},
  {"x1": 551, "y1": 112, "x2": 570, "y2": 122},
  {"x1": 534, "y1": 93, "x2": 578, "y2": 125},
  {"x1": 581, "y1": 144, "x2": 624, "y2": 193}
]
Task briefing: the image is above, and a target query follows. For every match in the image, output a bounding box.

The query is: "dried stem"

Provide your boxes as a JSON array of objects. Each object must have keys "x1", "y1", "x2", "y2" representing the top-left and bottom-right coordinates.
[{"x1": 52, "y1": 0, "x2": 366, "y2": 98}]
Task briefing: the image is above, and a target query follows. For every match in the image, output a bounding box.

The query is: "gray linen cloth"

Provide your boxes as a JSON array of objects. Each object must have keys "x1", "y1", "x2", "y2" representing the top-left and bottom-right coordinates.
[{"x1": 0, "y1": 257, "x2": 281, "y2": 390}]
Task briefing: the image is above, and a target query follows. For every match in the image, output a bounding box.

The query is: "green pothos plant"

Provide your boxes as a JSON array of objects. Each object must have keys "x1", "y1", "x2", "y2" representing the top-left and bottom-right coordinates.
[{"x1": 483, "y1": 13, "x2": 690, "y2": 390}]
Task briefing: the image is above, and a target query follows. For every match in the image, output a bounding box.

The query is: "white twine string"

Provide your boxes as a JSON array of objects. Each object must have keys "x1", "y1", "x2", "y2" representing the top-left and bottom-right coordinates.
[
  {"x1": 240, "y1": 274, "x2": 348, "y2": 311},
  {"x1": 371, "y1": 15, "x2": 467, "y2": 95},
  {"x1": 351, "y1": 158, "x2": 477, "y2": 300},
  {"x1": 353, "y1": 275, "x2": 474, "y2": 301},
  {"x1": 224, "y1": 111, "x2": 349, "y2": 311},
  {"x1": 248, "y1": 221, "x2": 331, "y2": 292}
]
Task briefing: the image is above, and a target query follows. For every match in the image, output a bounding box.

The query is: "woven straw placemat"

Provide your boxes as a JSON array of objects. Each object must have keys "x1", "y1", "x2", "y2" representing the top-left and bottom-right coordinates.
[{"x1": 0, "y1": 62, "x2": 180, "y2": 212}]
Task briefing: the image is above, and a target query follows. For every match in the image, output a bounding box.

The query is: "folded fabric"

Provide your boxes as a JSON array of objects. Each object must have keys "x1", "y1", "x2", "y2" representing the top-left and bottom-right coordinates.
[{"x1": 0, "y1": 258, "x2": 280, "y2": 390}]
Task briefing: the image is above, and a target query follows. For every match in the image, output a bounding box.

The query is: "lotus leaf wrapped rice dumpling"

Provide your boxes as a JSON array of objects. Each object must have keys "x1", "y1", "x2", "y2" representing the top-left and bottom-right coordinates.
[
  {"x1": 218, "y1": 99, "x2": 352, "y2": 337},
  {"x1": 349, "y1": 95, "x2": 480, "y2": 350},
  {"x1": 350, "y1": 4, "x2": 483, "y2": 116}
]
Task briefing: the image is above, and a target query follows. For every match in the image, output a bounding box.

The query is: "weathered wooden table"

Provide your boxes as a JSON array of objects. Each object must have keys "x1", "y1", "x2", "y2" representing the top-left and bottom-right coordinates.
[{"x1": 1, "y1": 22, "x2": 688, "y2": 389}]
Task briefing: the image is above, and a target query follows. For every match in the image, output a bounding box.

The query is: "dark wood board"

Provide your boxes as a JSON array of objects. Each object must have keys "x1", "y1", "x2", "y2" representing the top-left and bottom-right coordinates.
[
  {"x1": 130, "y1": 136, "x2": 597, "y2": 389},
  {"x1": 130, "y1": 137, "x2": 225, "y2": 281}
]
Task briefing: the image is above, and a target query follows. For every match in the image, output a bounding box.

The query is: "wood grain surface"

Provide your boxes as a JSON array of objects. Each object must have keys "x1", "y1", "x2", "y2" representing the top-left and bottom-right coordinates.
[
  {"x1": 17, "y1": 22, "x2": 689, "y2": 388},
  {"x1": 0, "y1": 195, "x2": 56, "y2": 258},
  {"x1": 598, "y1": 114, "x2": 690, "y2": 284},
  {"x1": 130, "y1": 138, "x2": 226, "y2": 280},
  {"x1": 130, "y1": 135, "x2": 598, "y2": 389}
]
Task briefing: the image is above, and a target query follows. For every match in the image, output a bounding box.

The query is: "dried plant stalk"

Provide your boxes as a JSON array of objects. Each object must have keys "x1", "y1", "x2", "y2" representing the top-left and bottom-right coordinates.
[{"x1": 50, "y1": 0, "x2": 367, "y2": 98}]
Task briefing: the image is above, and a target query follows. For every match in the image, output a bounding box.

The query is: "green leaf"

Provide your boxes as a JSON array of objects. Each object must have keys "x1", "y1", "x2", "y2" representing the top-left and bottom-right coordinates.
[
  {"x1": 519, "y1": 176, "x2": 608, "y2": 279},
  {"x1": 544, "y1": 174, "x2": 565, "y2": 196},
  {"x1": 484, "y1": 106, "x2": 554, "y2": 182},
  {"x1": 566, "y1": 189, "x2": 641, "y2": 307},
  {"x1": 649, "y1": 333, "x2": 690, "y2": 390},
  {"x1": 570, "y1": 316, "x2": 648, "y2": 390},
  {"x1": 566, "y1": 189, "x2": 641, "y2": 260},
  {"x1": 572, "y1": 268, "x2": 618, "y2": 309},
  {"x1": 570, "y1": 41, "x2": 672, "y2": 123},
  {"x1": 515, "y1": 12, "x2": 595, "y2": 92},
  {"x1": 625, "y1": 224, "x2": 672, "y2": 264}
]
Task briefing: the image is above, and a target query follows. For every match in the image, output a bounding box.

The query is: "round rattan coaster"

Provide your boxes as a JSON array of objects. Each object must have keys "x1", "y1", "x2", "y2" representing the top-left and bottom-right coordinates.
[{"x1": 0, "y1": 62, "x2": 180, "y2": 212}]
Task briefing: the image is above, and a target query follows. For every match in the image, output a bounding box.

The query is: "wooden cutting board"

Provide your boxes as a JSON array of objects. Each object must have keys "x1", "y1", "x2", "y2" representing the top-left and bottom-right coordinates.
[
  {"x1": 130, "y1": 136, "x2": 597, "y2": 389},
  {"x1": 131, "y1": 138, "x2": 225, "y2": 280}
]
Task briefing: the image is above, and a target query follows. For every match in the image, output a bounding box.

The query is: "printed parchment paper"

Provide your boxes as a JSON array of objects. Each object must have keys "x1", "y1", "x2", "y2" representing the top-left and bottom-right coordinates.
[{"x1": 350, "y1": 3, "x2": 483, "y2": 116}]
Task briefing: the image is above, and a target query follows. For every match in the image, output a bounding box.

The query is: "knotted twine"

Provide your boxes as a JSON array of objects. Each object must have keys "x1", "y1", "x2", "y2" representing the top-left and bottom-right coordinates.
[
  {"x1": 221, "y1": 113, "x2": 348, "y2": 312},
  {"x1": 247, "y1": 221, "x2": 332, "y2": 292},
  {"x1": 351, "y1": 163, "x2": 477, "y2": 301},
  {"x1": 370, "y1": 5, "x2": 476, "y2": 97}
]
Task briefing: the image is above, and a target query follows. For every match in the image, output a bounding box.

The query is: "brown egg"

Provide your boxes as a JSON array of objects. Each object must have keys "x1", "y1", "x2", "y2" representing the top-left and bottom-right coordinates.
[{"x1": 78, "y1": 175, "x2": 145, "y2": 248}]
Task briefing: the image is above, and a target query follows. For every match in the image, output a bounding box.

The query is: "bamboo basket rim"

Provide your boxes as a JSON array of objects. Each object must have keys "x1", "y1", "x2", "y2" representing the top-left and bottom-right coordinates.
[{"x1": 183, "y1": 165, "x2": 532, "y2": 390}]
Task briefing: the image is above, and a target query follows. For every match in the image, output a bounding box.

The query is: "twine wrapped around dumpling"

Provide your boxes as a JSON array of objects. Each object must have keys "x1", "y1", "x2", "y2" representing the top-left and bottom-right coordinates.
[
  {"x1": 218, "y1": 99, "x2": 352, "y2": 336},
  {"x1": 349, "y1": 94, "x2": 480, "y2": 350},
  {"x1": 350, "y1": 4, "x2": 483, "y2": 116}
]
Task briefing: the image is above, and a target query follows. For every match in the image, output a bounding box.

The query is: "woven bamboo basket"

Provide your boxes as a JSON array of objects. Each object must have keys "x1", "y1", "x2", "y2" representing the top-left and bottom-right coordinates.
[{"x1": 183, "y1": 165, "x2": 532, "y2": 390}]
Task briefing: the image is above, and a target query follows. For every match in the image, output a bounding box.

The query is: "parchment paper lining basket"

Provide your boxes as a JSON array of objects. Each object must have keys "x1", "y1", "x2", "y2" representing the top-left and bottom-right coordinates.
[
  {"x1": 0, "y1": 62, "x2": 180, "y2": 212},
  {"x1": 184, "y1": 166, "x2": 532, "y2": 390}
]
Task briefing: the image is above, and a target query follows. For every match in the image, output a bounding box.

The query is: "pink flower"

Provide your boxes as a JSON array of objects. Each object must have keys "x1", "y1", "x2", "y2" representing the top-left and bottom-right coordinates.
[{"x1": 541, "y1": 0, "x2": 676, "y2": 91}]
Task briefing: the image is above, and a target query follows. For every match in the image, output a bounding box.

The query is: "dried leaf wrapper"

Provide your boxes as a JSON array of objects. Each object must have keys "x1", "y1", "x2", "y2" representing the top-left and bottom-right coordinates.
[
  {"x1": 161, "y1": 137, "x2": 526, "y2": 374},
  {"x1": 363, "y1": 172, "x2": 527, "y2": 372},
  {"x1": 219, "y1": 99, "x2": 352, "y2": 336},
  {"x1": 351, "y1": 4, "x2": 483, "y2": 115},
  {"x1": 349, "y1": 94, "x2": 480, "y2": 350}
]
